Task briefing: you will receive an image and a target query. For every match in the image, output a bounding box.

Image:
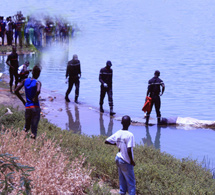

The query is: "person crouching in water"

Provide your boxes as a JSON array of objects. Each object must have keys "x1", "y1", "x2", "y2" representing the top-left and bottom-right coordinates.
[
  {"x1": 15, "y1": 64, "x2": 42, "y2": 139},
  {"x1": 18, "y1": 61, "x2": 31, "y2": 82}
]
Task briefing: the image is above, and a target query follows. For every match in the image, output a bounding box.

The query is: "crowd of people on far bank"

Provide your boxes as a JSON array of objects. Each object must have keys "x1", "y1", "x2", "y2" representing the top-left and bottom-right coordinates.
[
  {"x1": 5, "y1": 45, "x2": 166, "y2": 194},
  {"x1": 0, "y1": 11, "x2": 74, "y2": 48}
]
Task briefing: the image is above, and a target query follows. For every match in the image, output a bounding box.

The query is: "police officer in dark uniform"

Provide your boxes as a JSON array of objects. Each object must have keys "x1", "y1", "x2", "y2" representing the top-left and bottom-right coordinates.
[
  {"x1": 6, "y1": 46, "x2": 19, "y2": 93},
  {"x1": 99, "y1": 60, "x2": 115, "y2": 116},
  {"x1": 145, "y1": 70, "x2": 165, "y2": 125},
  {"x1": 65, "y1": 54, "x2": 81, "y2": 103}
]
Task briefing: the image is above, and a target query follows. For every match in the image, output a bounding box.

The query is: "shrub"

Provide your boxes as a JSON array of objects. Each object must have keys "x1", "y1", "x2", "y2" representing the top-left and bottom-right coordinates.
[{"x1": 0, "y1": 129, "x2": 92, "y2": 194}]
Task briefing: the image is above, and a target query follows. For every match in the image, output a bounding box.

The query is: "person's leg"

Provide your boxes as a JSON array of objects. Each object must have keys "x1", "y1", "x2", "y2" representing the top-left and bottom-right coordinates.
[
  {"x1": 116, "y1": 157, "x2": 136, "y2": 195},
  {"x1": 107, "y1": 88, "x2": 115, "y2": 115},
  {"x1": 24, "y1": 109, "x2": 32, "y2": 132},
  {"x1": 2, "y1": 33, "x2": 4, "y2": 45},
  {"x1": 154, "y1": 95, "x2": 161, "y2": 123},
  {"x1": 99, "y1": 86, "x2": 106, "y2": 112},
  {"x1": 115, "y1": 156, "x2": 127, "y2": 195},
  {"x1": 9, "y1": 68, "x2": 14, "y2": 92},
  {"x1": 74, "y1": 78, "x2": 80, "y2": 102},
  {"x1": 15, "y1": 31, "x2": 18, "y2": 46},
  {"x1": 30, "y1": 108, "x2": 41, "y2": 139},
  {"x1": 8, "y1": 31, "x2": 13, "y2": 45},
  {"x1": 18, "y1": 31, "x2": 22, "y2": 47},
  {"x1": 65, "y1": 78, "x2": 74, "y2": 102},
  {"x1": 146, "y1": 100, "x2": 154, "y2": 125},
  {"x1": 14, "y1": 70, "x2": 19, "y2": 89}
]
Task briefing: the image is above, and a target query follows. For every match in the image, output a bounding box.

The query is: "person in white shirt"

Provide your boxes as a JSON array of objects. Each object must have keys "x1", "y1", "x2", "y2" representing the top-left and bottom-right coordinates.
[
  {"x1": 18, "y1": 61, "x2": 31, "y2": 82},
  {"x1": 105, "y1": 115, "x2": 136, "y2": 195}
]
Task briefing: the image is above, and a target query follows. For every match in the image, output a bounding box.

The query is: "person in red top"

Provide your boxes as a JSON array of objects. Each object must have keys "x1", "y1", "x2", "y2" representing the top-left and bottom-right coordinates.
[{"x1": 6, "y1": 46, "x2": 19, "y2": 93}]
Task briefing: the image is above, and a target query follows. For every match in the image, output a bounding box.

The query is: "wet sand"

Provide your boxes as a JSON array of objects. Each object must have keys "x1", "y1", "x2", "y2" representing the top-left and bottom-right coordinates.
[
  {"x1": 0, "y1": 73, "x2": 147, "y2": 137},
  {"x1": 0, "y1": 73, "x2": 129, "y2": 137}
]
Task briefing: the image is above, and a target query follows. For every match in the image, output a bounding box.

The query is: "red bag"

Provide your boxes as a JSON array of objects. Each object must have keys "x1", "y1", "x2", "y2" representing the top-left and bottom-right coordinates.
[{"x1": 142, "y1": 96, "x2": 152, "y2": 113}]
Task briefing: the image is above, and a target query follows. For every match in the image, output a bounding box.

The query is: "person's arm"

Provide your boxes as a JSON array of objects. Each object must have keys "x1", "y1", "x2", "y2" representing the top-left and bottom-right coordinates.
[
  {"x1": 146, "y1": 81, "x2": 150, "y2": 100},
  {"x1": 105, "y1": 140, "x2": 116, "y2": 145},
  {"x1": 127, "y1": 147, "x2": 135, "y2": 166},
  {"x1": 99, "y1": 69, "x2": 104, "y2": 85},
  {"x1": 66, "y1": 64, "x2": 69, "y2": 79},
  {"x1": 160, "y1": 83, "x2": 165, "y2": 96},
  {"x1": 78, "y1": 62, "x2": 81, "y2": 78},
  {"x1": 15, "y1": 80, "x2": 26, "y2": 106},
  {"x1": 32, "y1": 81, "x2": 41, "y2": 102},
  {"x1": 105, "y1": 133, "x2": 116, "y2": 145},
  {"x1": 6, "y1": 56, "x2": 13, "y2": 69}
]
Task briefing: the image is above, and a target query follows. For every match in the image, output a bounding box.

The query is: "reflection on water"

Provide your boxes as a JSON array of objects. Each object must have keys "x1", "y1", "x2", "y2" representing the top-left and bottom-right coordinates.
[
  {"x1": 142, "y1": 125, "x2": 161, "y2": 150},
  {"x1": 65, "y1": 102, "x2": 81, "y2": 134},
  {"x1": 99, "y1": 113, "x2": 113, "y2": 136}
]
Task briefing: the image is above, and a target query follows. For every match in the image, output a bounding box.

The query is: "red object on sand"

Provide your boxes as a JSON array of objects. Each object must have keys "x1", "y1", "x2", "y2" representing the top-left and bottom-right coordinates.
[{"x1": 142, "y1": 96, "x2": 152, "y2": 113}]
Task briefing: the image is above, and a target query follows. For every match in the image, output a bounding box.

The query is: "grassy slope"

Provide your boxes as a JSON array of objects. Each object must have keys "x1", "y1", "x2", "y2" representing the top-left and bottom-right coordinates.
[{"x1": 0, "y1": 105, "x2": 215, "y2": 194}]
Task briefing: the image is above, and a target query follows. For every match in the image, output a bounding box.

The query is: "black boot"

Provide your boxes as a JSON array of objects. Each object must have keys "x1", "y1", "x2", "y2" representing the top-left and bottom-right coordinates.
[
  {"x1": 65, "y1": 94, "x2": 70, "y2": 102},
  {"x1": 110, "y1": 106, "x2": 116, "y2": 116},
  {"x1": 157, "y1": 117, "x2": 161, "y2": 125},
  {"x1": 100, "y1": 105, "x2": 104, "y2": 113},
  {"x1": 75, "y1": 96, "x2": 78, "y2": 103},
  {"x1": 145, "y1": 116, "x2": 149, "y2": 126}
]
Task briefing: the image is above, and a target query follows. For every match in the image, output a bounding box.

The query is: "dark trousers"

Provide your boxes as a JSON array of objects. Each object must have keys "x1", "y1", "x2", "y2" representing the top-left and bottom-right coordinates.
[
  {"x1": 6, "y1": 31, "x2": 13, "y2": 45},
  {"x1": 99, "y1": 85, "x2": 113, "y2": 107},
  {"x1": 1, "y1": 32, "x2": 5, "y2": 45},
  {"x1": 66, "y1": 77, "x2": 80, "y2": 98},
  {"x1": 9, "y1": 68, "x2": 19, "y2": 88},
  {"x1": 15, "y1": 31, "x2": 22, "y2": 47},
  {"x1": 147, "y1": 95, "x2": 161, "y2": 118},
  {"x1": 25, "y1": 107, "x2": 41, "y2": 138}
]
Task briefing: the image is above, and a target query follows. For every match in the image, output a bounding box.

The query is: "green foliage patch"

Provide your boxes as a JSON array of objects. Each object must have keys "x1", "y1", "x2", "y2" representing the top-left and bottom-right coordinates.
[{"x1": 1, "y1": 105, "x2": 215, "y2": 194}]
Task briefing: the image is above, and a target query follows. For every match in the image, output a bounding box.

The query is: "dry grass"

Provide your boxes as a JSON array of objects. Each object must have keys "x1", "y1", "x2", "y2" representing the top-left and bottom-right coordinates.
[{"x1": 0, "y1": 127, "x2": 92, "y2": 194}]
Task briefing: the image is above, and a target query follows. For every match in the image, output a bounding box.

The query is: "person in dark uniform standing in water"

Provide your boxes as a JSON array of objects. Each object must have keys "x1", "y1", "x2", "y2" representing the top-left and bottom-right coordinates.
[
  {"x1": 65, "y1": 54, "x2": 81, "y2": 103},
  {"x1": 99, "y1": 60, "x2": 116, "y2": 116},
  {"x1": 145, "y1": 70, "x2": 165, "y2": 125},
  {"x1": 6, "y1": 46, "x2": 19, "y2": 93}
]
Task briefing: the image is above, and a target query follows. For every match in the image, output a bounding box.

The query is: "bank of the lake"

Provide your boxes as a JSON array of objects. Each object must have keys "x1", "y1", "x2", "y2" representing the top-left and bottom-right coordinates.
[
  {"x1": 0, "y1": 104, "x2": 215, "y2": 194},
  {"x1": 0, "y1": 44, "x2": 38, "y2": 55}
]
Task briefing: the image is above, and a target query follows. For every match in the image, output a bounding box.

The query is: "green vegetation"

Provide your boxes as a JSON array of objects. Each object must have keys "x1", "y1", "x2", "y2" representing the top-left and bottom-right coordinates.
[
  {"x1": 1, "y1": 105, "x2": 215, "y2": 194},
  {"x1": 0, "y1": 153, "x2": 34, "y2": 194},
  {"x1": 0, "y1": 45, "x2": 38, "y2": 54}
]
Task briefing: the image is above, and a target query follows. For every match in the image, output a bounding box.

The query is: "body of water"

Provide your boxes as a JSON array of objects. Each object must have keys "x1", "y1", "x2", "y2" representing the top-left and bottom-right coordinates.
[{"x1": 1, "y1": 0, "x2": 215, "y2": 170}]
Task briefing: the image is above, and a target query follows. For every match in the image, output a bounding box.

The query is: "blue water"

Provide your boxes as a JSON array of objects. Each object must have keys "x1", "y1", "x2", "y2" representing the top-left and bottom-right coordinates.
[{"x1": 1, "y1": 0, "x2": 215, "y2": 170}]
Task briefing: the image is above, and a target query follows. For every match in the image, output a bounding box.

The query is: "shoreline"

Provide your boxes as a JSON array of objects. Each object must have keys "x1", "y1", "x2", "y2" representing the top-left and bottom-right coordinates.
[
  {"x1": 0, "y1": 44, "x2": 38, "y2": 55},
  {"x1": 0, "y1": 72, "x2": 148, "y2": 128}
]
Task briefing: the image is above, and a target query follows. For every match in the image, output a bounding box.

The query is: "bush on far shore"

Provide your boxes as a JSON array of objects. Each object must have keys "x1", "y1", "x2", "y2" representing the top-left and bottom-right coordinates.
[{"x1": 1, "y1": 105, "x2": 215, "y2": 194}]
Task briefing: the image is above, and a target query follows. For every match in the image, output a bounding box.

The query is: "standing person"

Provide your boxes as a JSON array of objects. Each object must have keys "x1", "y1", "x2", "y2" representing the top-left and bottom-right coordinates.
[
  {"x1": 6, "y1": 46, "x2": 19, "y2": 93},
  {"x1": 6, "y1": 16, "x2": 14, "y2": 46},
  {"x1": 65, "y1": 54, "x2": 81, "y2": 103},
  {"x1": 99, "y1": 60, "x2": 116, "y2": 115},
  {"x1": 15, "y1": 65, "x2": 42, "y2": 139},
  {"x1": 0, "y1": 16, "x2": 6, "y2": 45},
  {"x1": 105, "y1": 115, "x2": 136, "y2": 195},
  {"x1": 145, "y1": 70, "x2": 165, "y2": 125}
]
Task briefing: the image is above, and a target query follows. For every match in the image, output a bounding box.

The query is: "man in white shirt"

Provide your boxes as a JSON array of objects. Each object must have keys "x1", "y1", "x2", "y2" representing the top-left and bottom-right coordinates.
[{"x1": 105, "y1": 115, "x2": 136, "y2": 195}]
